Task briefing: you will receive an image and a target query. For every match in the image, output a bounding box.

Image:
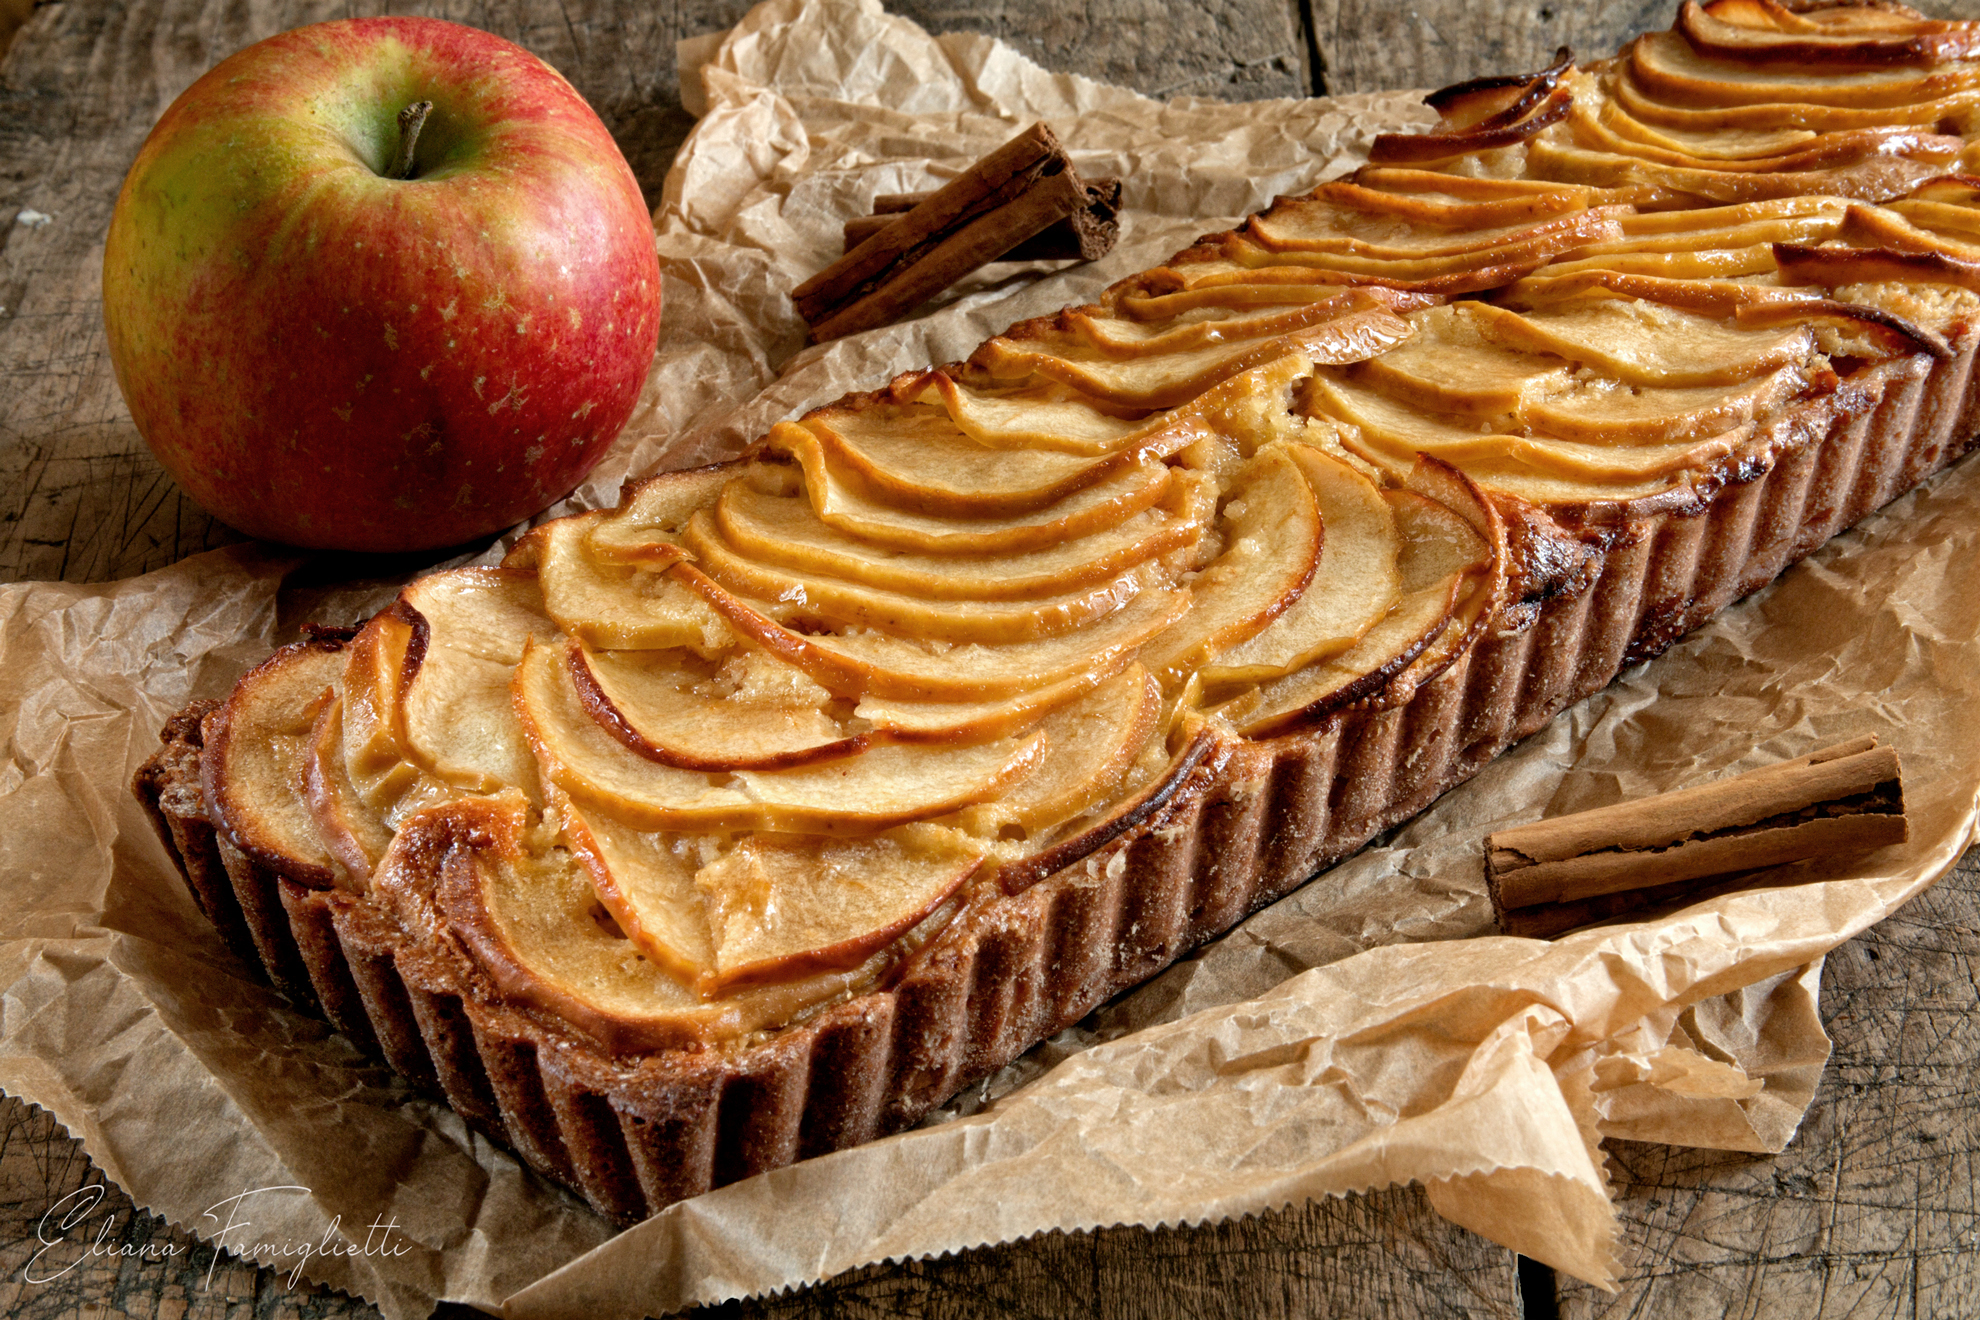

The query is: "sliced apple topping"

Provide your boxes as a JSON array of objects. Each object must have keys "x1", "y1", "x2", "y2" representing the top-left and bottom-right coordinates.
[
  {"x1": 1674, "y1": 0, "x2": 1980, "y2": 69},
  {"x1": 773, "y1": 409, "x2": 1134, "y2": 516},
  {"x1": 303, "y1": 693, "x2": 395, "y2": 887},
  {"x1": 533, "y1": 511, "x2": 733, "y2": 655},
  {"x1": 202, "y1": 635, "x2": 351, "y2": 888},
  {"x1": 571, "y1": 643, "x2": 860, "y2": 771},
  {"x1": 395, "y1": 568, "x2": 558, "y2": 799},
  {"x1": 951, "y1": 665, "x2": 1162, "y2": 836},
  {"x1": 1234, "y1": 483, "x2": 1492, "y2": 738},
  {"x1": 714, "y1": 469, "x2": 1209, "y2": 602},
  {"x1": 585, "y1": 464, "x2": 738, "y2": 564},
  {"x1": 685, "y1": 509, "x2": 1166, "y2": 644},
  {"x1": 967, "y1": 289, "x2": 1417, "y2": 408},
  {"x1": 692, "y1": 823, "x2": 982, "y2": 989},
  {"x1": 787, "y1": 441, "x2": 1174, "y2": 555},
  {"x1": 1138, "y1": 444, "x2": 1323, "y2": 686},
  {"x1": 672, "y1": 562, "x2": 1191, "y2": 701},
  {"x1": 1200, "y1": 448, "x2": 1401, "y2": 688},
  {"x1": 517, "y1": 637, "x2": 1046, "y2": 832}
]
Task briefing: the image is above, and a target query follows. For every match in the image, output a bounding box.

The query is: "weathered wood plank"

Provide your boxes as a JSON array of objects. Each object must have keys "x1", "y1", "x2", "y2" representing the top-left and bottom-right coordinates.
[{"x1": 1553, "y1": 847, "x2": 1980, "y2": 1320}]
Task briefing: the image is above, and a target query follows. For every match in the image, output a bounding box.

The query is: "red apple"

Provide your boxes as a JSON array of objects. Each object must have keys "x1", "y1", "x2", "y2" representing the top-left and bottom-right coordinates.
[{"x1": 102, "y1": 18, "x2": 661, "y2": 552}]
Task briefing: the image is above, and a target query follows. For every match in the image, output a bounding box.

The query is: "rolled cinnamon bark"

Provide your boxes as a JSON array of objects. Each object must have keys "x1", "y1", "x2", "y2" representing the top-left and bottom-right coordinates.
[
  {"x1": 794, "y1": 122, "x2": 1097, "y2": 340},
  {"x1": 1488, "y1": 736, "x2": 1907, "y2": 936},
  {"x1": 843, "y1": 178, "x2": 1121, "y2": 262}
]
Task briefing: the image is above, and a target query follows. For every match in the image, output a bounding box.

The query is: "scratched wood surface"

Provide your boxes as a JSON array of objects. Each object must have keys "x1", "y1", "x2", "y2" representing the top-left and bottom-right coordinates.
[{"x1": 3, "y1": 0, "x2": 1978, "y2": 1317}]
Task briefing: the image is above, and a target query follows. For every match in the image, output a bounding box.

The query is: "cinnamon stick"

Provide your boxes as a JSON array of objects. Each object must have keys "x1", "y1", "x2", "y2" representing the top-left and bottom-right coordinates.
[
  {"x1": 843, "y1": 178, "x2": 1121, "y2": 262},
  {"x1": 793, "y1": 122, "x2": 1095, "y2": 341},
  {"x1": 1488, "y1": 736, "x2": 1907, "y2": 937}
]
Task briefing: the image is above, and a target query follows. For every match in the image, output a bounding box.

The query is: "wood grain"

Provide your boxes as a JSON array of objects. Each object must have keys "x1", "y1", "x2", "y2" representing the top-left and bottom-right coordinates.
[{"x1": 1554, "y1": 846, "x2": 1980, "y2": 1320}]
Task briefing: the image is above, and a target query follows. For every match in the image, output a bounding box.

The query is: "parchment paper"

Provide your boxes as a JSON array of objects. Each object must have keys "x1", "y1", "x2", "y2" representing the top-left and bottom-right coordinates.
[{"x1": 1, "y1": 0, "x2": 1976, "y2": 1316}]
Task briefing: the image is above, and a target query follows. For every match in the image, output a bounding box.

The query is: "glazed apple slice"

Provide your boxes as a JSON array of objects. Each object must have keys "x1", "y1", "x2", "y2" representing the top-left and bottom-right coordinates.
[
  {"x1": 1138, "y1": 444, "x2": 1323, "y2": 686},
  {"x1": 777, "y1": 408, "x2": 1141, "y2": 516},
  {"x1": 1232, "y1": 487, "x2": 1489, "y2": 738},
  {"x1": 201, "y1": 633, "x2": 350, "y2": 889},
  {"x1": 533, "y1": 511, "x2": 733, "y2": 655},
  {"x1": 684, "y1": 509, "x2": 1163, "y2": 644},
  {"x1": 903, "y1": 374, "x2": 1149, "y2": 456},
  {"x1": 339, "y1": 602, "x2": 423, "y2": 810},
  {"x1": 583, "y1": 463, "x2": 738, "y2": 565},
  {"x1": 571, "y1": 642, "x2": 860, "y2": 771},
  {"x1": 1351, "y1": 314, "x2": 1572, "y2": 418},
  {"x1": 1309, "y1": 373, "x2": 1745, "y2": 484},
  {"x1": 792, "y1": 444, "x2": 1175, "y2": 555},
  {"x1": 693, "y1": 824, "x2": 983, "y2": 989},
  {"x1": 1256, "y1": 176, "x2": 1591, "y2": 240},
  {"x1": 395, "y1": 568, "x2": 558, "y2": 798},
  {"x1": 1625, "y1": 28, "x2": 1980, "y2": 113},
  {"x1": 1520, "y1": 362, "x2": 1812, "y2": 445},
  {"x1": 372, "y1": 796, "x2": 726, "y2": 1051},
  {"x1": 968, "y1": 292, "x2": 1416, "y2": 409},
  {"x1": 302, "y1": 693, "x2": 396, "y2": 887},
  {"x1": 517, "y1": 638, "x2": 1045, "y2": 831},
  {"x1": 952, "y1": 665, "x2": 1161, "y2": 835},
  {"x1": 904, "y1": 352, "x2": 1313, "y2": 456},
  {"x1": 551, "y1": 796, "x2": 716, "y2": 985},
  {"x1": 1674, "y1": 0, "x2": 1980, "y2": 67},
  {"x1": 1459, "y1": 300, "x2": 1814, "y2": 388},
  {"x1": 671, "y1": 562, "x2": 1191, "y2": 701},
  {"x1": 1198, "y1": 448, "x2": 1402, "y2": 688},
  {"x1": 1245, "y1": 199, "x2": 1624, "y2": 263},
  {"x1": 852, "y1": 666, "x2": 1118, "y2": 743},
  {"x1": 714, "y1": 470, "x2": 1210, "y2": 602}
]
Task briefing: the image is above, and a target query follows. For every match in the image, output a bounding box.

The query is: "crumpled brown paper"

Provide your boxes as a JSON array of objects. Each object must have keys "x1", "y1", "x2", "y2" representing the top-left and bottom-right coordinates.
[{"x1": 1, "y1": 0, "x2": 1976, "y2": 1316}]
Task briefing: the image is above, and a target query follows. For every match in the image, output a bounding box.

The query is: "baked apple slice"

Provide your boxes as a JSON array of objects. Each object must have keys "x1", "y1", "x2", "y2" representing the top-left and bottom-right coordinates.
[
  {"x1": 570, "y1": 642, "x2": 860, "y2": 771},
  {"x1": 1460, "y1": 299, "x2": 1814, "y2": 388},
  {"x1": 671, "y1": 563, "x2": 1191, "y2": 701},
  {"x1": 793, "y1": 445, "x2": 1174, "y2": 555},
  {"x1": 394, "y1": 568, "x2": 558, "y2": 799},
  {"x1": 969, "y1": 290, "x2": 1417, "y2": 409},
  {"x1": 1227, "y1": 484, "x2": 1488, "y2": 740},
  {"x1": 1198, "y1": 447, "x2": 1402, "y2": 688},
  {"x1": 777, "y1": 405, "x2": 1191, "y2": 516},
  {"x1": 714, "y1": 470, "x2": 1209, "y2": 601},
  {"x1": 583, "y1": 464, "x2": 737, "y2": 565},
  {"x1": 692, "y1": 824, "x2": 982, "y2": 989},
  {"x1": 1138, "y1": 444, "x2": 1323, "y2": 686},
  {"x1": 685, "y1": 510, "x2": 1168, "y2": 644},
  {"x1": 201, "y1": 634, "x2": 350, "y2": 889},
  {"x1": 532, "y1": 511, "x2": 733, "y2": 655},
  {"x1": 372, "y1": 796, "x2": 727, "y2": 1051},
  {"x1": 516, "y1": 638, "x2": 1045, "y2": 831},
  {"x1": 851, "y1": 666, "x2": 1119, "y2": 743},
  {"x1": 952, "y1": 665, "x2": 1161, "y2": 836},
  {"x1": 302, "y1": 693, "x2": 396, "y2": 887}
]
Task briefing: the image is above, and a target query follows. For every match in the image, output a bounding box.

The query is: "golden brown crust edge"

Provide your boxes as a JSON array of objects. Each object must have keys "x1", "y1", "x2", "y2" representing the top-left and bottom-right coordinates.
[{"x1": 130, "y1": 330, "x2": 1980, "y2": 1225}]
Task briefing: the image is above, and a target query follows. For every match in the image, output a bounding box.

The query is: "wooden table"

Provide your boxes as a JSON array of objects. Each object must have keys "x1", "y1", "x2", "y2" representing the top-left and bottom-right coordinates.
[{"x1": 3, "y1": 0, "x2": 1977, "y2": 1315}]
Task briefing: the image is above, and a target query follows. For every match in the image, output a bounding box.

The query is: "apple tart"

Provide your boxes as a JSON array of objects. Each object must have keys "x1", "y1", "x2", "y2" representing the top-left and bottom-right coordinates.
[{"x1": 138, "y1": 0, "x2": 1980, "y2": 1221}]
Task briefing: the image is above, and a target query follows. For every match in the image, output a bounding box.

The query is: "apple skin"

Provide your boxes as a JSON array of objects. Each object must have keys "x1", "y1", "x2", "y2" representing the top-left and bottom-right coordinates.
[{"x1": 102, "y1": 18, "x2": 661, "y2": 552}]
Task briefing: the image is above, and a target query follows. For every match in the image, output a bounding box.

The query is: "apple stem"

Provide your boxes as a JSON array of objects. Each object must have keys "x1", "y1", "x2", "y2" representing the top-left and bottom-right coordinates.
[{"x1": 392, "y1": 101, "x2": 434, "y2": 180}]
